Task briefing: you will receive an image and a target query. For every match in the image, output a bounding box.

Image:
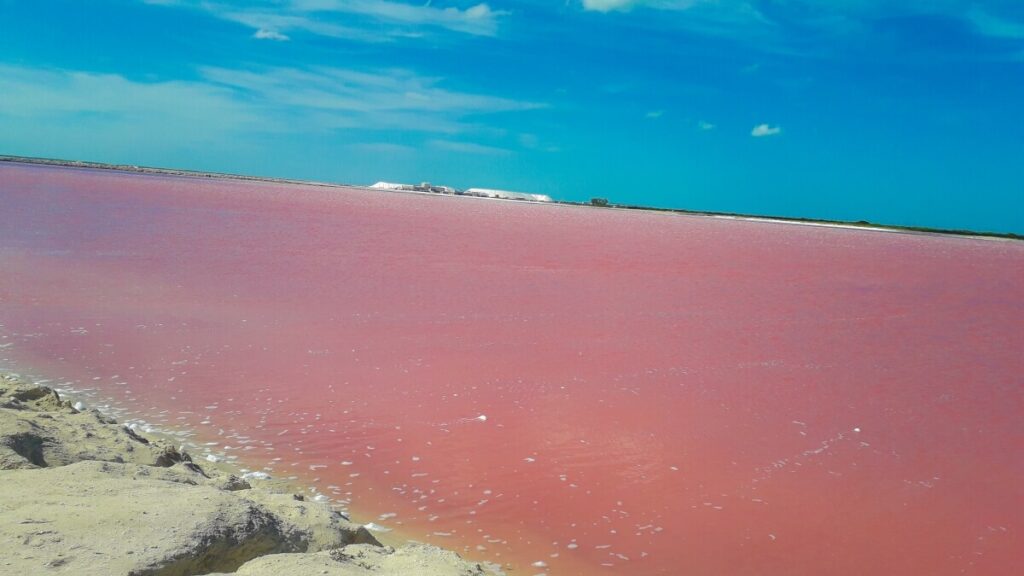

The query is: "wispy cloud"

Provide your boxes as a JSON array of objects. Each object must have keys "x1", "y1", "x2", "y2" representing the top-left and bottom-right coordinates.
[
  {"x1": 219, "y1": 11, "x2": 387, "y2": 42},
  {"x1": 0, "y1": 65, "x2": 257, "y2": 132},
  {"x1": 0, "y1": 61, "x2": 544, "y2": 163},
  {"x1": 579, "y1": 0, "x2": 782, "y2": 53},
  {"x1": 348, "y1": 142, "x2": 416, "y2": 154},
  {"x1": 751, "y1": 123, "x2": 781, "y2": 137},
  {"x1": 253, "y1": 28, "x2": 290, "y2": 41},
  {"x1": 147, "y1": 1, "x2": 508, "y2": 41},
  {"x1": 295, "y1": 1, "x2": 507, "y2": 36},
  {"x1": 578, "y1": 0, "x2": 1024, "y2": 58},
  {"x1": 517, "y1": 132, "x2": 561, "y2": 152},
  {"x1": 968, "y1": 7, "x2": 1024, "y2": 39},
  {"x1": 199, "y1": 65, "x2": 543, "y2": 134},
  {"x1": 428, "y1": 139, "x2": 511, "y2": 155},
  {"x1": 581, "y1": 0, "x2": 700, "y2": 14},
  {"x1": 0, "y1": 64, "x2": 262, "y2": 161},
  {"x1": 697, "y1": 120, "x2": 715, "y2": 130},
  {"x1": 645, "y1": 109, "x2": 664, "y2": 119},
  {"x1": 582, "y1": 0, "x2": 634, "y2": 12}
]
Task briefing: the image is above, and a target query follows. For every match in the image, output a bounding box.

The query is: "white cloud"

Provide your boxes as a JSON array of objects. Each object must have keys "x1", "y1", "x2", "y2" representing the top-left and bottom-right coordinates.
[
  {"x1": 220, "y1": 11, "x2": 389, "y2": 42},
  {"x1": 0, "y1": 64, "x2": 264, "y2": 163},
  {"x1": 0, "y1": 62, "x2": 545, "y2": 166},
  {"x1": 254, "y1": 28, "x2": 290, "y2": 41},
  {"x1": 751, "y1": 123, "x2": 781, "y2": 137},
  {"x1": 577, "y1": 0, "x2": 1024, "y2": 59},
  {"x1": 0, "y1": 60, "x2": 552, "y2": 178},
  {"x1": 645, "y1": 109, "x2": 664, "y2": 119},
  {"x1": 0, "y1": 65, "x2": 257, "y2": 131},
  {"x1": 579, "y1": 0, "x2": 780, "y2": 52},
  {"x1": 697, "y1": 120, "x2": 715, "y2": 130},
  {"x1": 294, "y1": 1, "x2": 507, "y2": 36},
  {"x1": 581, "y1": 0, "x2": 700, "y2": 13},
  {"x1": 149, "y1": 1, "x2": 509, "y2": 40},
  {"x1": 200, "y1": 66, "x2": 543, "y2": 120},
  {"x1": 582, "y1": 0, "x2": 635, "y2": 12}
]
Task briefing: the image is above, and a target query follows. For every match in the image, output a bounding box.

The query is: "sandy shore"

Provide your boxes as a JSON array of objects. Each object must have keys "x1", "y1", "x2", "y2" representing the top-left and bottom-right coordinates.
[{"x1": 0, "y1": 371, "x2": 504, "y2": 576}]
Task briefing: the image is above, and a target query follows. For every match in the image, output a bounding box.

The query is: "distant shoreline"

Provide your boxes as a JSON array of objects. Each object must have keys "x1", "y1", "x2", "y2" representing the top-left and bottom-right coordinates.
[{"x1": 3, "y1": 154, "x2": 1020, "y2": 241}]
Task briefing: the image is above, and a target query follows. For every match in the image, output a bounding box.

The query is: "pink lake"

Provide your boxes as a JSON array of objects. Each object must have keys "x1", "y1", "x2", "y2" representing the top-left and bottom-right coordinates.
[{"x1": 1, "y1": 162, "x2": 1022, "y2": 575}]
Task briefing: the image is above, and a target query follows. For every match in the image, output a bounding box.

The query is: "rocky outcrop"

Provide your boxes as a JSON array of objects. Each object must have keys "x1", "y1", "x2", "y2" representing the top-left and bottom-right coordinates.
[
  {"x1": 208, "y1": 544, "x2": 503, "y2": 576},
  {"x1": 2, "y1": 460, "x2": 293, "y2": 575},
  {"x1": 0, "y1": 372, "x2": 502, "y2": 576},
  {"x1": 243, "y1": 490, "x2": 379, "y2": 552},
  {"x1": 0, "y1": 376, "x2": 171, "y2": 470}
]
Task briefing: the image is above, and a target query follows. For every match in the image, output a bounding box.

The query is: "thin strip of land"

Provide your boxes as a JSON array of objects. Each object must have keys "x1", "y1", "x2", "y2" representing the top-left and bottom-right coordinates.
[{"x1": 3, "y1": 154, "x2": 1019, "y2": 241}]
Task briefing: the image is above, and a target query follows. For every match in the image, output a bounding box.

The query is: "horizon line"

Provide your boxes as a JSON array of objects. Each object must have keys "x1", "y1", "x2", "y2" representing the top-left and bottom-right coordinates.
[{"x1": 2, "y1": 154, "x2": 1020, "y2": 242}]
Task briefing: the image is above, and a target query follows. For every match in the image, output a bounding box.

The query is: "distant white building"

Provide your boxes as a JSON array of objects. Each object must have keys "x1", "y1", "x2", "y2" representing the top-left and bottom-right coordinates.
[
  {"x1": 370, "y1": 181, "x2": 458, "y2": 194},
  {"x1": 463, "y1": 188, "x2": 552, "y2": 202},
  {"x1": 370, "y1": 181, "x2": 409, "y2": 190},
  {"x1": 369, "y1": 182, "x2": 551, "y2": 202}
]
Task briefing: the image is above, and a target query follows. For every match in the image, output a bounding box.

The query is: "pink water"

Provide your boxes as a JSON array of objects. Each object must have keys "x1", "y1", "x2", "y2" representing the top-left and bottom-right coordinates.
[{"x1": 1, "y1": 162, "x2": 1022, "y2": 575}]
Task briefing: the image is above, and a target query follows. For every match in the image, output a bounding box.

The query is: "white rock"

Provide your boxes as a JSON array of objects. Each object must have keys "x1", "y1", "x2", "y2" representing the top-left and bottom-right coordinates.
[{"x1": 363, "y1": 522, "x2": 392, "y2": 533}]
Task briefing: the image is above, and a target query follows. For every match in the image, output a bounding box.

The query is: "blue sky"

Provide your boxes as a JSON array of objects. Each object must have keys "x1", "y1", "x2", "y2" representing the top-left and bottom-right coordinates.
[{"x1": 1, "y1": 1, "x2": 1022, "y2": 233}]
